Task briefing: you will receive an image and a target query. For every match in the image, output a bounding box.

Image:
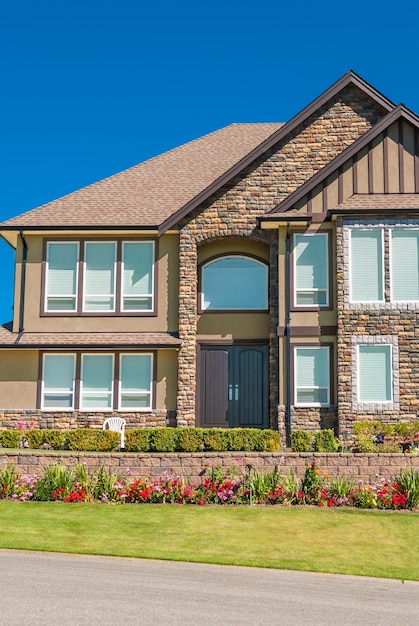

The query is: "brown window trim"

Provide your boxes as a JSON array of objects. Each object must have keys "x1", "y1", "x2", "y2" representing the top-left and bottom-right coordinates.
[
  {"x1": 290, "y1": 341, "x2": 334, "y2": 406},
  {"x1": 197, "y1": 252, "x2": 269, "y2": 315},
  {"x1": 38, "y1": 350, "x2": 157, "y2": 411},
  {"x1": 290, "y1": 229, "x2": 333, "y2": 312},
  {"x1": 40, "y1": 237, "x2": 158, "y2": 318}
]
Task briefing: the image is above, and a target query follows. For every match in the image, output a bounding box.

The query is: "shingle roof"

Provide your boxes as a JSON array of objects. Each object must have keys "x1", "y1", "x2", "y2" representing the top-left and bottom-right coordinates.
[
  {"x1": 0, "y1": 123, "x2": 282, "y2": 230},
  {"x1": 0, "y1": 324, "x2": 181, "y2": 349},
  {"x1": 333, "y1": 193, "x2": 419, "y2": 211}
]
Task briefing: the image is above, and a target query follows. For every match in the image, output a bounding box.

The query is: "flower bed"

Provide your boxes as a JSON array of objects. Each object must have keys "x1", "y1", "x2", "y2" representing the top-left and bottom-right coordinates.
[{"x1": 1, "y1": 461, "x2": 418, "y2": 510}]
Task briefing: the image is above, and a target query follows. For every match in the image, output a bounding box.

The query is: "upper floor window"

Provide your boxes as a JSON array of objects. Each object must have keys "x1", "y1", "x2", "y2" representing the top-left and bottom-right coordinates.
[
  {"x1": 350, "y1": 229, "x2": 384, "y2": 302},
  {"x1": 348, "y1": 225, "x2": 419, "y2": 305},
  {"x1": 390, "y1": 229, "x2": 419, "y2": 301},
  {"x1": 45, "y1": 240, "x2": 155, "y2": 314},
  {"x1": 201, "y1": 255, "x2": 268, "y2": 311},
  {"x1": 293, "y1": 233, "x2": 329, "y2": 307}
]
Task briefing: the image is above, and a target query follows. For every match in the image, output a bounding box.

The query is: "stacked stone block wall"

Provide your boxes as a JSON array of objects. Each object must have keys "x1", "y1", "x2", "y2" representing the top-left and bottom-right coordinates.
[{"x1": 1, "y1": 450, "x2": 417, "y2": 484}]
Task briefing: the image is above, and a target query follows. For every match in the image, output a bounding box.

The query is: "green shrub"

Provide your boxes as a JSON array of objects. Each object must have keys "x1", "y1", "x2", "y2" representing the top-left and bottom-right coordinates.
[
  {"x1": 251, "y1": 429, "x2": 280, "y2": 452},
  {"x1": 227, "y1": 429, "x2": 251, "y2": 451},
  {"x1": 25, "y1": 430, "x2": 45, "y2": 449},
  {"x1": 0, "y1": 430, "x2": 21, "y2": 448},
  {"x1": 65, "y1": 429, "x2": 119, "y2": 452},
  {"x1": 34, "y1": 463, "x2": 75, "y2": 501},
  {"x1": 150, "y1": 428, "x2": 178, "y2": 452},
  {"x1": 313, "y1": 429, "x2": 339, "y2": 452},
  {"x1": 124, "y1": 429, "x2": 151, "y2": 452},
  {"x1": 43, "y1": 430, "x2": 65, "y2": 450},
  {"x1": 291, "y1": 430, "x2": 312, "y2": 452},
  {"x1": 202, "y1": 428, "x2": 229, "y2": 451},
  {"x1": 0, "y1": 464, "x2": 18, "y2": 497},
  {"x1": 177, "y1": 428, "x2": 203, "y2": 452}
]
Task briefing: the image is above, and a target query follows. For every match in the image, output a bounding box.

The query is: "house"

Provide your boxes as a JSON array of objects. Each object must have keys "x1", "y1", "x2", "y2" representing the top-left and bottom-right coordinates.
[{"x1": 1, "y1": 70, "x2": 419, "y2": 444}]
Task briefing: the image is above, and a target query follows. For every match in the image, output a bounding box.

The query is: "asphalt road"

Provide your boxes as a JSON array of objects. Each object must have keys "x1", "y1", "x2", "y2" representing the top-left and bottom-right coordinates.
[{"x1": 1, "y1": 550, "x2": 418, "y2": 625}]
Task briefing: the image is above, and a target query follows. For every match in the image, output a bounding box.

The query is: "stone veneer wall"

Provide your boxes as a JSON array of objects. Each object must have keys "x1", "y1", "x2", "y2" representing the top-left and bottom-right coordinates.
[
  {"x1": 336, "y1": 215, "x2": 419, "y2": 435},
  {"x1": 177, "y1": 86, "x2": 386, "y2": 431},
  {"x1": 1, "y1": 450, "x2": 417, "y2": 484},
  {"x1": 0, "y1": 410, "x2": 176, "y2": 430}
]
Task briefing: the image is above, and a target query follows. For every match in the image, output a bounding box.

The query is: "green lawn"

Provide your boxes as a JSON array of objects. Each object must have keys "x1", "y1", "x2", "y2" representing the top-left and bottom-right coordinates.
[{"x1": 0, "y1": 502, "x2": 418, "y2": 580}]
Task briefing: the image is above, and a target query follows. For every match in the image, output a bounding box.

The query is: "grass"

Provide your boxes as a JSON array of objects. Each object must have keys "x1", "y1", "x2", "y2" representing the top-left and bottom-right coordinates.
[{"x1": 0, "y1": 502, "x2": 418, "y2": 580}]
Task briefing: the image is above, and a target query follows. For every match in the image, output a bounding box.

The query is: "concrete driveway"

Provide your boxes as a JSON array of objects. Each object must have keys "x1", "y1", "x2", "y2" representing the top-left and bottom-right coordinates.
[{"x1": 1, "y1": 549, "x2": 418, "y2": 625}]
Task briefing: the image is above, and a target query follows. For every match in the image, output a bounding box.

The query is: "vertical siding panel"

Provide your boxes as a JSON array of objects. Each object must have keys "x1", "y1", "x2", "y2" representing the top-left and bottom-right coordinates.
[
  {"x1": 383, "y1": 129, "x2": 389, "y2": 193},
  {"x1": 387, "y1": 123, "x2": 400, "y2": 193},
  {"x1": 415, "y1": 129, "x2": 419, "y2": 193},
  {"x1": 403, "y1": 122, "x2": 415, "y2": 193},
  {"x1": 372, "y1": 136, "x2": 384, "y2": 193},
  {"x1": 398, "y1": 119, "x2": 404, "y2": 193}
]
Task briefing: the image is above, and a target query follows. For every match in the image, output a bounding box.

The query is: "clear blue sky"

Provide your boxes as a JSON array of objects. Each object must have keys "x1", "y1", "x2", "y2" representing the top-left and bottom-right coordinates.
[{"x1": 1, "y1": 0, "x2": 419, "y2": 324}]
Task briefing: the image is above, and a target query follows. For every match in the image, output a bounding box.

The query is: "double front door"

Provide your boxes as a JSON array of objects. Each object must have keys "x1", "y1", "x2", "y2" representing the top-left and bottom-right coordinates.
[{"x1": 198, "y1": 344, "x2": 269, "y2": 429}]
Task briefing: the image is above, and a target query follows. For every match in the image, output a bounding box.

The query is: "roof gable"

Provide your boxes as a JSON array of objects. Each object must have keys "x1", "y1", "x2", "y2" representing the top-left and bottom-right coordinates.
[{"x1": 263, "y1": 105, "x2": 419, "y2": 220}]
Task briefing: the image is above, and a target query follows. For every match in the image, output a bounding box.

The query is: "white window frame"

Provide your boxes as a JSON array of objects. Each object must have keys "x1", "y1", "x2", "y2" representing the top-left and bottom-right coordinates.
[
  {"x1": 201, "y1": 255, "x2": 268, "y2": 311},
  {"x1": 389, "y1": 227, "x2": 419, "y2": 304},
  {"x1": 118, "y1": 353, "x2": 153, "y2": 411},
  {"x1": 121, "y1": 241, "x2": 155, "y2": 312},
  {"x1": 293, "y1": 233, "x2": 329, "y2": 308},
  {"x1": 41, "y1": 353, "x2": 76, "y2": 411},
  {"x1": 80, "y1": 353, "x2": 114, "y2": 411},
  {"x1": 294, "y1": 346, "x2": 330, "y2": 407},
  {"x1": 351, "y1": 335, "x2": 399, "y2": 411},
  {"x1": 45, "y1": 242, "x2": 79, "y2": 312},
  {"x1": 83, "y1": 241, "x2": 117, "y2": 313},
  {"x1": 44, "y1": 240, "x2": 155, "y2": 315},
  {"x1": 349, "y1": 228, "x2": 385, "y2": 304},
  {"x1": 356, "y1": 344, "x2": 392, "y2": 404}
]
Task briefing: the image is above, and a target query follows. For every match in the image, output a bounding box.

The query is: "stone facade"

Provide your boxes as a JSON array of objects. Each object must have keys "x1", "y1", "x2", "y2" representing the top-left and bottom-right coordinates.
[
  {"x1": 337, "y1": 216, "x2": 419, "y2": 435},
  {"x1": 0, "y1": 409, "x2": 176, "y2": 431},
  {"x1": 177, "y1": 86, "x2": 386, "y2": 432}
]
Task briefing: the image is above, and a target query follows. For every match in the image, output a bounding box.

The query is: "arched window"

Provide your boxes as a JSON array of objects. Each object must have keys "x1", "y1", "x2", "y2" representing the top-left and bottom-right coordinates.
[{"x1": 201, "y1": 255, "x2": 268, "y2": 310}]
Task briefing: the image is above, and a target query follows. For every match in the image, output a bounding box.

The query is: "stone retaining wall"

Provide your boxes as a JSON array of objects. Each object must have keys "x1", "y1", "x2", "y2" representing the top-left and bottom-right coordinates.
[{"x1": 1, "y1": 450, "x2": 417, "y2": 484}]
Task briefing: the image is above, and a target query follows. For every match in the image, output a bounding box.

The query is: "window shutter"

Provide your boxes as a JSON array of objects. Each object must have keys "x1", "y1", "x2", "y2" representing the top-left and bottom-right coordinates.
[
  {"x1": 391, "y1": 230, "x2": 419, "y2": 301},
  {"x1": 351, "y1": 230, "x2": 383, "y2": 301},
  {"x1": 358, "y1": 345, "x2": 391, "y2": 402}
]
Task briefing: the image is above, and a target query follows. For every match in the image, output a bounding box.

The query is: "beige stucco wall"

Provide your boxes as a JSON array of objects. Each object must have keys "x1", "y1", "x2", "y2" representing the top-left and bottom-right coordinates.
[
  {"x1": 0, "y1": 350, "x2": 38, "y2": 408},
  {"x1": 156, "y1": 350, "x2": 178, "y2": 410},
  {"x1": 13, "y1": 233, "x2": 179, "y2": 333}
]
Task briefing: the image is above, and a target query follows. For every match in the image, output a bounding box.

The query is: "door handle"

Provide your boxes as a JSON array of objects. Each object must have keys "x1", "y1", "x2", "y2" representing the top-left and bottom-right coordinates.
[
  {"x1": 235, "y1": 384, "x2": 239, "y2": 401},
  {"x1": 228, "y1": 384, "x2": 233, "y2": 401}
]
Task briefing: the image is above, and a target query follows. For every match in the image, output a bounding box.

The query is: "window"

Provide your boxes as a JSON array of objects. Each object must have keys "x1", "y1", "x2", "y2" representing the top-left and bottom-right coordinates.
[
  {"x1": 44, "y1": 240, "x2": 155, "y2": 314},
  {"x1": 119, "y1": 354, "x2": 152, "y2": 408},
  {"x1": 42, "y1": 354, "x2": 76, "y2": 409},
  {"x1": 350, "y1": 229, "x2": 384, "y2": 302},
  {"x1": 45, "y1": 242, "x2": 79, "y2": 311},
  {"x1": 357, "y1": 345, "x2": 392, "y2": 402},
  {"x1": 294, "y1": 346, "x2": 330, "y2": 406},
  {"x1": 390, "y1": 229, "x2": 419, "y2": 301},
  {"x1": 201, "y1": 255, "x2": 268, "y2": 310},
  {"x1": 41, "y1": 353, "x2": 153, "y2": 411},
  {"x1": 293, "y1": 233, "x2": 329, "y2": 307}
]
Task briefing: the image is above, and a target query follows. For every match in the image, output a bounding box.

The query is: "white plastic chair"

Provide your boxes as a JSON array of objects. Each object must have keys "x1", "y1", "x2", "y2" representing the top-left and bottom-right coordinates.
[{"x1": 102, "y1": 417, "x2": 126, "y2": 449}]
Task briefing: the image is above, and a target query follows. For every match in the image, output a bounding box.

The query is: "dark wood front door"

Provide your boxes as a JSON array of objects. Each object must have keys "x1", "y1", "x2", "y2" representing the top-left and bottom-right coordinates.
[{"x1": 198, "y1": 344, "x2": 269, "y2": 429}]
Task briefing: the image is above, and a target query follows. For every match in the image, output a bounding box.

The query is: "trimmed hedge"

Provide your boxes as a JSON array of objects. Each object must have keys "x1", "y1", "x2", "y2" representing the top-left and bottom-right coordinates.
[
  {"x1": 0, "y1": 427, "x2": 280, "y2": 453},
  {"x1": 291, "y1": 429, "x2": 339, "y2": 453}
]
